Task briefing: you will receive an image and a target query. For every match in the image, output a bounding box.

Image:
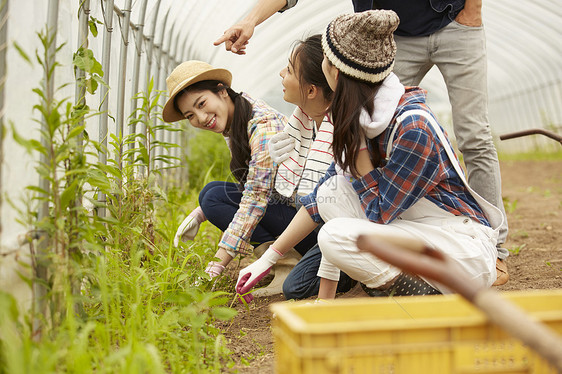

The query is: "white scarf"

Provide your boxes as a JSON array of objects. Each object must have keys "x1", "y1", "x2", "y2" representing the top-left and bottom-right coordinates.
[{"x1": 360, "y1": 72, "x2": 405, "y2": 139}]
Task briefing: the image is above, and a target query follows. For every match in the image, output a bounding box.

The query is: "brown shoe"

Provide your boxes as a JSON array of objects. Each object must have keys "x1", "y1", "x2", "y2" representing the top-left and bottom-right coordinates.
[{"x1": 492, "y1": 258, "x2": 509, "y2": 286}]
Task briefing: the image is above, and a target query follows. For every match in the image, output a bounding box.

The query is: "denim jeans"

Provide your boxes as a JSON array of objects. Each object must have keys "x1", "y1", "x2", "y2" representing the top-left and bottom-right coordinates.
[
  {"x1": 199, "y1": 181, "x2": 317, "y2": 256},
  {"x1": 282, "y1": 244, "x2": 356, "y2": 300}
]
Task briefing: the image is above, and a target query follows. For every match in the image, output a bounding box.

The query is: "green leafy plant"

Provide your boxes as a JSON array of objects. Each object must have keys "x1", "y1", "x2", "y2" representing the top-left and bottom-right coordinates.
[
  {"x1": 185, "y1": 129, "x2": 231, "y2": 190},
  {"x1": 508, "y1": 243, "x2": 526, "y2": 256},
  {"x1": 502, "y1": 197, "x2": 518, "y2": 214},
  {"x1": 73, "y1": 47, "x2": 106, "y2": 95},
  {"x1": 2, "y1": 24, "x2": 239, "y2": 374}
]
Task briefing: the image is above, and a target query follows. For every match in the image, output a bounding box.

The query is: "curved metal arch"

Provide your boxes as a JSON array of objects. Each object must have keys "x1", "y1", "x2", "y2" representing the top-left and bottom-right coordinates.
[
  {"x1": 485, "y1": 3, "x2": 561, "y2": 135},
  {"x1": 484, "y1": 13, "x2": 554, "y2": 128},
  {"x1": 116, "y1": 0, "x2": 133, "y2": 143},
  {"x1": 489, "y1": 1, "x2": 561, "y2": 88},
  {"x1": 128, "y1": 0, "x2": 148, "y2": 152},
  {"x1": 147, "y1": 0, "x2": 561, "y2": 153}
]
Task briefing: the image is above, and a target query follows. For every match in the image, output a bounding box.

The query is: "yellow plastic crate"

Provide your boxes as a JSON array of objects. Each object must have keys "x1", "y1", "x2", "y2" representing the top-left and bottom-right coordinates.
[{"x1": 270, "y1": 289, "x2": 562, "y2": 374}]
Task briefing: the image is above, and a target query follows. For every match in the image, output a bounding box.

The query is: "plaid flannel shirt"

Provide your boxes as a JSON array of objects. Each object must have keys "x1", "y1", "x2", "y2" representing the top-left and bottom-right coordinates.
[
  {"x1": 218, "y1": 93, "x2": 287, "y2": 255},
  {"x1": 301, "y1": 87, "x2": 489, "y2": 227}
]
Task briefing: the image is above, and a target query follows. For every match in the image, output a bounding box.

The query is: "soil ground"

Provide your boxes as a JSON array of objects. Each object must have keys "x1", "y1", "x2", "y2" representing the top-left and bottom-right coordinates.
[{"x1": 219, "y1": 159, "x2": 562, "y2": 374}]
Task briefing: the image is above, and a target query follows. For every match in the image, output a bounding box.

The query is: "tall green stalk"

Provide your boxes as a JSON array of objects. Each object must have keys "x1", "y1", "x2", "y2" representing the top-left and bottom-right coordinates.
[
  {"x1": 2, "y1": 15, "x2": 238, "y2": 374},
  {"x1": 0, "y1": 0, "x2": 8, "y2": 244},
  {"x1": 21, "y1": 28, "x2": 92, "y2": 330}
]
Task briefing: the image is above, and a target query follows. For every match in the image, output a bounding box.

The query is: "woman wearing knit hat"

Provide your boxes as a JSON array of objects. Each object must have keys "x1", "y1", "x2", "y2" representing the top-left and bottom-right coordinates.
[
  {"x1": 236, "y1": 10, "x2": 503, "y2": 300},
  {"x1": 163, "y1": 60, "x2": 317, "y2": 287}
]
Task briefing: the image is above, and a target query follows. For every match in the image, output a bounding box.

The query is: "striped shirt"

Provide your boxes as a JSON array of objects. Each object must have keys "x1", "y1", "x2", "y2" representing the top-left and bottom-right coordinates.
[
  {"x1": 275, "y1": 107, "x2": 334, "y2": 197},
  {"x1": 219, "y1": 93, "x2": 287, "y2": 255},
  {"x1": 301, "y1": 87, "x2": 490, "y2": 227}
]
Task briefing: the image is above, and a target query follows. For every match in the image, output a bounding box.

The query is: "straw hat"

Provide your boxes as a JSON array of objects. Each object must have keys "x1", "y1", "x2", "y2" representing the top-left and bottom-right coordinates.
[{"x1": 162, "y1": 60, "x2": 232, "y2": 122}]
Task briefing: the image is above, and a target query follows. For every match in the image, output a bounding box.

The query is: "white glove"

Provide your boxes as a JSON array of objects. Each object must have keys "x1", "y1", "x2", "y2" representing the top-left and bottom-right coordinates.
[
  {"x1": 268, "y1": 132, "x2": 295, "y2": 164},
  {"x1": 173, "y1": 206, "x2": 205, "y2": 247},
  {"x1": 236, "y1": 246, "x2": 283, "y2": 303}
]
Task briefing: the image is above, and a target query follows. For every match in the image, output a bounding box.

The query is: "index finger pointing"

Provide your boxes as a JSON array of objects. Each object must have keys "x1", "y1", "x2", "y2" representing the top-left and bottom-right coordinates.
[{"x1": 213, "y1": 33, "x2": 230, "y2": 46}]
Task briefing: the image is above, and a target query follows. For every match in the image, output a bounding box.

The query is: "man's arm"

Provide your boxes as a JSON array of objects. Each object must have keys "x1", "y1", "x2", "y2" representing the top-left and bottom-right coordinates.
[
  {"x1": 456, "y1": 0, "x2": 482, "y2": 27},
  {"x1": 214, "y1": 0, "x2": 288, "y2": 55}
]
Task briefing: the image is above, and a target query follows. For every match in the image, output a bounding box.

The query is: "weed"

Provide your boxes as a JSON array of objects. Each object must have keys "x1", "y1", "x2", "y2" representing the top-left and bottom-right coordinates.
[
  {"x1": 498, "y1": 149, "x2": 562, "y2": 161},
  {"x1": 2, "y1": 26, "x2": 238, "y2": 374},
  {"x1": 240, "y1": 356, "x2": 251, "y2": 366},
  {"x1": 509, "y1": 243, "x2": 527, "y2": 255},
  {"x1": 513, "y1": 230, "x2": 529, "y2": 239},
  {"x1": 545, "y1": 262, "x2": 562, "y2": 271},
  {"x1": 503, "y1": 197, "x2": 518, "y2": 214}
]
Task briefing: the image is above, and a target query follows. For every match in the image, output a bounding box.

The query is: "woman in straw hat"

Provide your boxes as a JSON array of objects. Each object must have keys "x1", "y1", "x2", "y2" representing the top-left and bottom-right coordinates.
[
  {"x1": 163, "y1": 60, "x2": 317, "y2": 283},
  {"x1": 235, "y1": 10, "x2": 503, "y2": 301}
]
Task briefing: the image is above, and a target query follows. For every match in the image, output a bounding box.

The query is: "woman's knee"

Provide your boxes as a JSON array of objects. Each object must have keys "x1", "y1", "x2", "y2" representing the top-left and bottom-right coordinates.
[
  {"x1": 317, "y1": 219, "x2": 348, "y2": 264},
  {"x1": 317, "y1": 176, "x2": 362, "y2": 221},
  {"x1": 199, "y1": 183, "x2": 237, "y2": 225},
  {"x1": 200, "y1": 181, "x2": 238, "y2": 211},
  {"x1": 198, "y1": 181, "x2": 224, "y2": 206}
]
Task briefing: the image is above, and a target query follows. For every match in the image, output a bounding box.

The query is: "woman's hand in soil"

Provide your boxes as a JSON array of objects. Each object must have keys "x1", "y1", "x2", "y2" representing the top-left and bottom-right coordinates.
[{"x1": 236, "y1": 247, "x2": 284, "y2": 302}]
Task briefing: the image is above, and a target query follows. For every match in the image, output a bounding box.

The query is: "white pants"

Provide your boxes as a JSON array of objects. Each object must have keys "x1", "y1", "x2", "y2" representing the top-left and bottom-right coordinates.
[{"x1": 316, "y1": 176, "x2": 498, "y2": 293}]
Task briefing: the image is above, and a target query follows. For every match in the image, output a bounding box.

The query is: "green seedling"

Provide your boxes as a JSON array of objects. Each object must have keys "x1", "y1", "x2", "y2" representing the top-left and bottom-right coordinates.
[
  {"x1": 503, "y1": 197, "x2": 518, "y2": 214},
  {"x1": 513, "y1": 230, "x2": 529, "y2": 239},
  {"x1": 509, "y1": 243, "x2": 527, "y2": 255}
]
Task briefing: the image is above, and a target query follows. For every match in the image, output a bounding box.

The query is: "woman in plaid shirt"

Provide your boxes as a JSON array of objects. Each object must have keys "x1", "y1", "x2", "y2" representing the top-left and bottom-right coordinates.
[
  {"x1": 162, "y1": 60, "x2": 318, "y2": 282},
  {"x1": 236, "y1": 10, "x2": 503, "y2": 302}
]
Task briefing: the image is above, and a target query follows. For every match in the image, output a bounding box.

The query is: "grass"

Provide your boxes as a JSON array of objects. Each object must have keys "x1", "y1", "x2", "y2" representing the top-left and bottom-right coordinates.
[
  {"x1": 503, "y1": 197, "x2": 518, "y2": 214},
  {"x1": 0, "y1": 182, "x2": 242, "y2": 374},
  {"x1": 0, "y1": 27, "x2": 241, "y2": 373},
  {"x1": 498, "y1": 149, "x2": 562, "y2": 162}
]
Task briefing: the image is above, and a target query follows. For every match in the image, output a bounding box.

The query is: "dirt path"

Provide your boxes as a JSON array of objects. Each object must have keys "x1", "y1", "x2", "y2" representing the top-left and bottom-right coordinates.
[{"x1": 221, "y1": 159, "x2": 562, "y2": 374}]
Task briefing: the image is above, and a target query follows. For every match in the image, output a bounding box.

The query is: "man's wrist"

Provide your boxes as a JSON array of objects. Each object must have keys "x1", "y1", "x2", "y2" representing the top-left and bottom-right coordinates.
[
  {"x1": 247, "y1": 0, "x2": 287, "y2": 27},
  {"x1": 462, "y1": 0, "x2": 482, "y2": 14}
]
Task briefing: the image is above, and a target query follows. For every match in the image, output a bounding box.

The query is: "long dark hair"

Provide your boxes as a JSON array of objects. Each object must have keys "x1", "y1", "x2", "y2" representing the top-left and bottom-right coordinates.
[
  {"x1": 291, "y1": 34, "x2": 333, "y2": 104},
  {"x1": 174, "y1": 80, "x2": 253, "y2": 185},
  {"x1": 330, "y1": 73, "x2": 383, "y2": 178}
]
